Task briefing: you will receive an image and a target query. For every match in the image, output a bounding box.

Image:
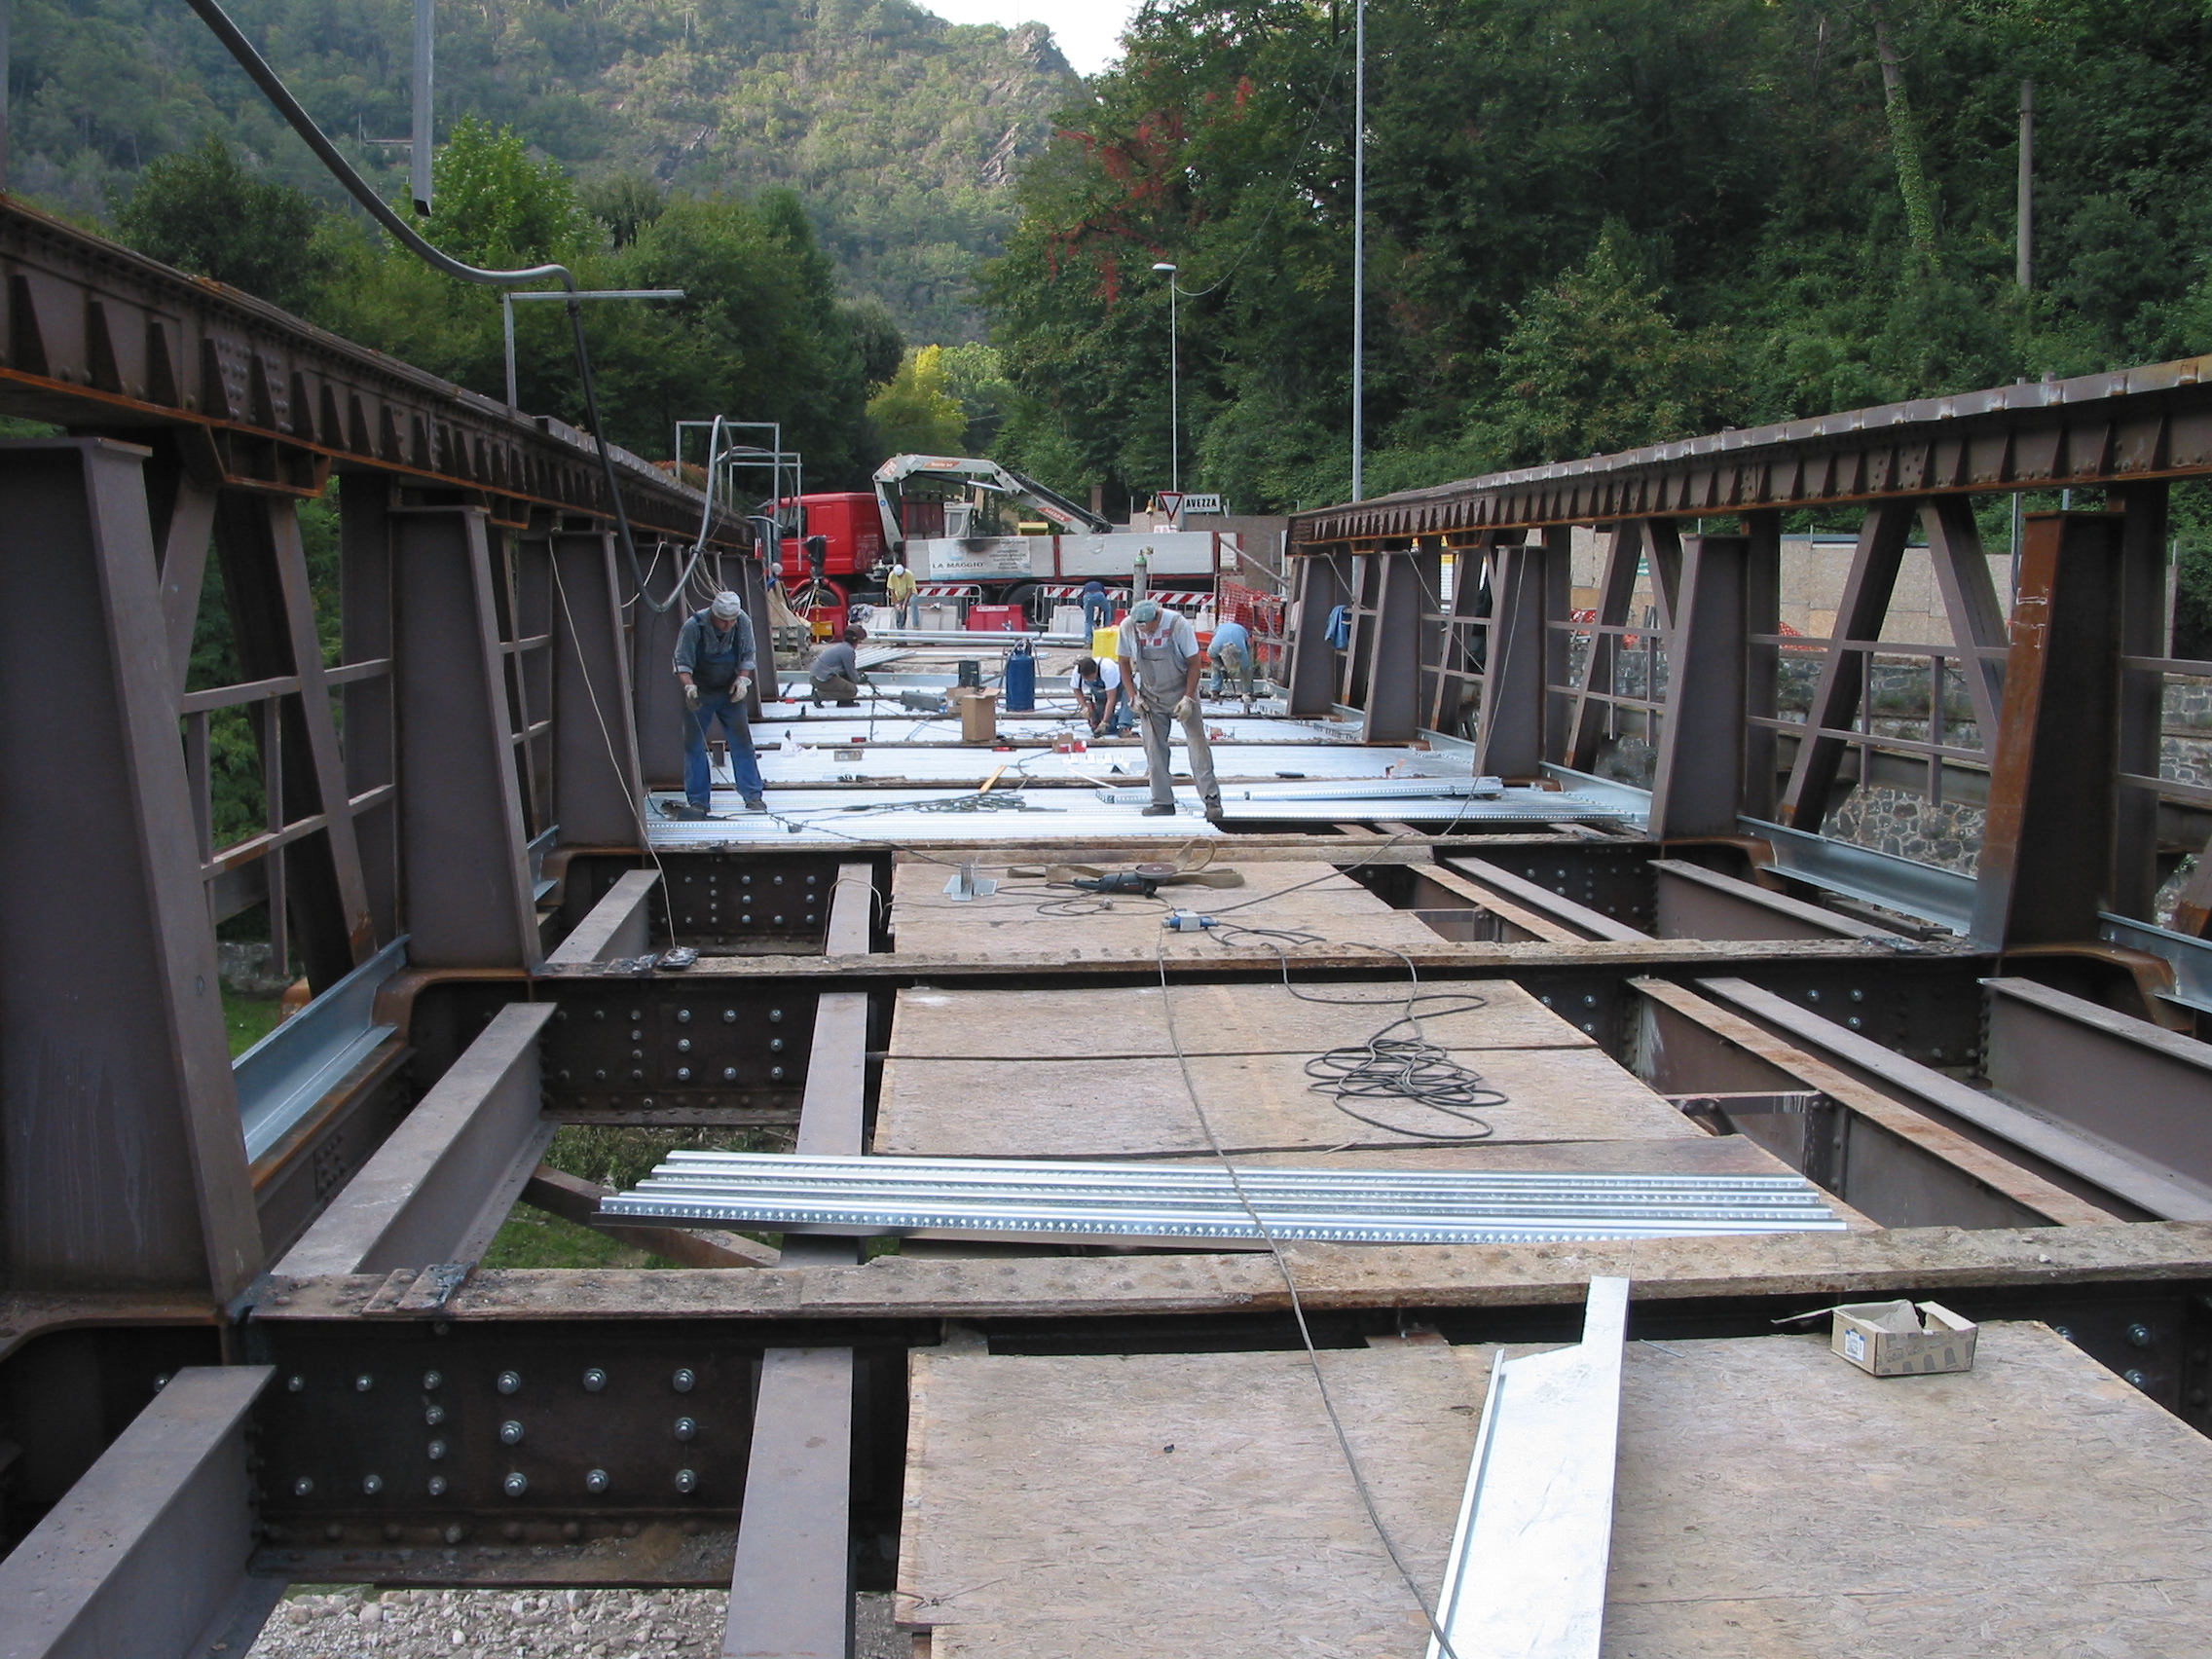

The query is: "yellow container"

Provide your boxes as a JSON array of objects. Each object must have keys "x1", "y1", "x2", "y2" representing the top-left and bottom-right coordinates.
[{"x1": 1091, "y1": 624, "x2": 1122, "y2": 659}]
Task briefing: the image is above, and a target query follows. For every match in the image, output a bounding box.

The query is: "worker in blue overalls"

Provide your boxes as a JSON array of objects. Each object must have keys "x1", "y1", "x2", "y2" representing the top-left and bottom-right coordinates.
[{"x1": 670, "y1": 590, "x2": 766, "y2": 817}]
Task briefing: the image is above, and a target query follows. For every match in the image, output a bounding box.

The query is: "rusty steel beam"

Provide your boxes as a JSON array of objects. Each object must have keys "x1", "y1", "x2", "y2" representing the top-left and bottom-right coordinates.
[
  {"x1": 0, "y1": 198, "x2": 739, "y2": 542},
  {"x1": 1291, "y1": 354, "x2": 2212, "y2": 544}
]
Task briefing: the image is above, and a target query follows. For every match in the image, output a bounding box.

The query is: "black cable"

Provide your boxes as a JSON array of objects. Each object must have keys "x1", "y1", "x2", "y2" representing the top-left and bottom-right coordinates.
[{"x1": 182, "y1": 0, "x2": 688, "y2": 612}]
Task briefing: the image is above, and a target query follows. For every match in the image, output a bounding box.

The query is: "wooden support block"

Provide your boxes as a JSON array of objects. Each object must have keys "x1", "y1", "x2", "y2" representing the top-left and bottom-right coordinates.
[{"x1": 522, "y1": 1164, "x2": 779, "y2": 1268}]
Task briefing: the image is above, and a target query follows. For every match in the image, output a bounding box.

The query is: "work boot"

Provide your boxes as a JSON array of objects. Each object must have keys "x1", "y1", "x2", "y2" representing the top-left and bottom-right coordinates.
[
  {"x1": 1203, "y1": 797, "x2": 1224, "y2": 824},
  {"x1": 663, "y1": 798, "x2": 709, "y2": 821},
  {"x1": 744, "y1": 795, "x2": 767, "y2": 812},
  {"x1": 1141, "y1": 802, "x2": 1176, "y2": 817}
]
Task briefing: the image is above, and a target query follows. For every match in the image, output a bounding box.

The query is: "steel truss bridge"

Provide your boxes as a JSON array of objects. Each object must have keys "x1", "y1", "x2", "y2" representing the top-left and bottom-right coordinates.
[{"x1": 0, "y1": 193, "x2": 2210, "y2": 1656}]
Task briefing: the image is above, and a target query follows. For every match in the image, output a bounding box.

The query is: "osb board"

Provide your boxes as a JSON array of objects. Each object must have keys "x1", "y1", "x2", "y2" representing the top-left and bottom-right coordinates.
[
  {"x1": 901, "y1": 1323, "x2": 2212, "y2": 1658},
  {"x1": 888, "y1": 979, "x2": 1595, "y2": 1060},
  {"x1": 871, "y1": 1046, "x2": 1702, "y2": 1158},
  {"x1": 890, "y1": 860, "x2": 1446, "y2": 959}
]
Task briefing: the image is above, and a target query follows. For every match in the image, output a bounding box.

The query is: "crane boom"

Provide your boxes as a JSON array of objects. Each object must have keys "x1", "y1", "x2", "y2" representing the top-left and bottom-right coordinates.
[{"x1": 872, "y1": 453, "x2": 1112, "y2": 551}]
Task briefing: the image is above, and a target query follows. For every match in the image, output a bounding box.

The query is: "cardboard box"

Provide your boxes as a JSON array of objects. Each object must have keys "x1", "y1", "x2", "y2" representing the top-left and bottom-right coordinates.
[
  {"x1": 1829, "y1": 1300, "x2": 1978, "y2": 1377},
  {"x1": 954, "y1": 688, "x2": 999, "y2": 744}
]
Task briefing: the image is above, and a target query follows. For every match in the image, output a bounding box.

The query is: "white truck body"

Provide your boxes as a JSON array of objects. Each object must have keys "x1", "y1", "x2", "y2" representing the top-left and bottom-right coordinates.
[{"x1": 908, "y1": 531, "x2": 1227, "y2": 584}]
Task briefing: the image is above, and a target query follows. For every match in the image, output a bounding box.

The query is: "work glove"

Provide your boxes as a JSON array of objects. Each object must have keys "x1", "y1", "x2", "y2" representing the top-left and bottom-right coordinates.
[
  {"x1": 733, "y1": 676, "x2": 754, "y2": 703},
  {"x1": 682, "y1": 682, "x2": 701, "y2": 712},
  {"x1": 1172, "y1": 696, "x2": 1198, "y2": 721}
]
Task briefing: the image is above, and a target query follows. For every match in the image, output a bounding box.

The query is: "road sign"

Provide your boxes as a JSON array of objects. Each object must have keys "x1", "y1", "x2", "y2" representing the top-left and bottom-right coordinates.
[
  {"x1": 1155, "y1": 491, "x2": 1184, "y2": 519},
  {"x1": 1180, "y1": 493, "x2": 1225, "y2": 515}
]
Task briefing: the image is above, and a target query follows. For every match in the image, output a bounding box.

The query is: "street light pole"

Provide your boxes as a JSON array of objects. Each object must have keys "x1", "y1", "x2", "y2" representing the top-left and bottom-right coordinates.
[
  {"x1": 1152, "y1": 261, "x2": 1180, "y2": 497},
  {"x1": 501, "y1": 288, "x2": 684, "y2": 413}
]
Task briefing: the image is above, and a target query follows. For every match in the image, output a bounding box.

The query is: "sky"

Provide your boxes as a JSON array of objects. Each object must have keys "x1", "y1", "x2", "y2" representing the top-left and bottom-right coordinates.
[{"x1": 920, "y1": 0, "x2": 1142, "y2": 76}]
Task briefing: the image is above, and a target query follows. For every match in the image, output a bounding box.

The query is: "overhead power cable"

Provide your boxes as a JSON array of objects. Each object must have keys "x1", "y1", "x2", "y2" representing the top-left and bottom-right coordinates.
[{"x1": 182, "y1": 0, "x2": 699, "y2": 613}]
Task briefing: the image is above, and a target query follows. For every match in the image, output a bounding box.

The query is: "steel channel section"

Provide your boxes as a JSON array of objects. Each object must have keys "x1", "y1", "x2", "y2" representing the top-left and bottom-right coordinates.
[
  {"x1": 721, "y1": 992, "x2": 866, "y2": 1656},
  {"x1": 0, "y1": 1365, "x2": 276, "y2": 1659},
  {"x1": 0, "y1": 440, "x2": 262, "y2": 1300},
  {"x1": 550, "y1": 528, "x2": 646, "y2": 846},
  {"x1": 235, "y1": 936, "x2": 407, "y2": 1161},
  {"x1": 1691, "y1": 977, "x2": 2212, "y2": 1223},
  {"x1": 603, "y1": 1154, "x2": 1845, "y2": 1243},
  {"x1": 545, "y1": 870, "x2": 661, "y2": 966},
  {"x1": 391, "y1": 505, "x2": 543, "y2": 969},
  {"x1": 1983, "y1": 977, "x2": 2212, "y2": 1201},
  {"x1": 276, "y1": 1002, "x2": 558, "y2": 1276},
  {"x1": 1649, "y1": 860, "x2": 1901, "y2": 943},
  {"x1": 1428, "y1": 1276, "x2": 1626, "y2": 1659}
]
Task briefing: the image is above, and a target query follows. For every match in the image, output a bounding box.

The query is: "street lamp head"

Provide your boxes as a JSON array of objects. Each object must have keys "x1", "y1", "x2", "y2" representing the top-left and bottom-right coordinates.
[{"x1": 1152, "y1": 262, "x2": 1177, "y2": 274}]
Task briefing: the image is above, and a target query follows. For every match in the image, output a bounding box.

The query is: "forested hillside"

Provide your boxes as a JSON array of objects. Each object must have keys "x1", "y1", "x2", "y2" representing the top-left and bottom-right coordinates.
[
  {"x1": 13, "y1": 0, "x2": 1076, "y2": 342},
  {"x1": 983, "y1": 0, "x2": 2212, "y2": 529}
]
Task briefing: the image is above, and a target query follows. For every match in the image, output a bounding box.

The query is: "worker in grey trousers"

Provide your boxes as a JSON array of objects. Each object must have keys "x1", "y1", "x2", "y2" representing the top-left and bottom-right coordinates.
[{"x1": 1119, "y1": 598, "x2": 1222, "y2": 821}]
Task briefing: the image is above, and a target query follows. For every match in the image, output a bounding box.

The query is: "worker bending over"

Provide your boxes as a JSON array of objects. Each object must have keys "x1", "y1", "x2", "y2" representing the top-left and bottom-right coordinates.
[
  {"x1": 1207, "y1": 616, "x2": 1255, "y2": 705},
  {"x1": 1119, "y1": 599, "x2": 1222, "y2": 821},
  {"x1": 672, "y1": 590, "x2": 766, "y2": 816},
  {"x1": 811, "y1": 623, "x2": 868, "y2": 706},
  {"x1": 1070, "y1": 655, "x2": 1134, "y2": 735},
  {"x1": 1080, "y1": 578, "x2": 1112, "y2": 635},
  {"x1": 884, "y1": 561, "x2": 918, "y2": 628}
]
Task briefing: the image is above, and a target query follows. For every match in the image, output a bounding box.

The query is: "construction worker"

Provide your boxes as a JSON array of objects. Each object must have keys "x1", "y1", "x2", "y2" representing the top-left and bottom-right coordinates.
[
  {"x1": 1071, "y1": 655, "x2": 1134, "y2": 735},
  {"x1": 1080, "y1": 577, "x2": 1112, "y2": 635},
  {"x1": 1207, "y1": 615, "x2": 1255, "y2": 703},
  {"x1": 672, "y1": 590, "x2": 766, "y2": 816},
  {"x1": 1119, "y1": 598, "x2": 1221, "y2": 821},
  {"x1": 885, "y1": 560, "x2": 919, "y2": 628},
  {"x1": 810, "y1": 623, "x2": 868, "y2": 706}
]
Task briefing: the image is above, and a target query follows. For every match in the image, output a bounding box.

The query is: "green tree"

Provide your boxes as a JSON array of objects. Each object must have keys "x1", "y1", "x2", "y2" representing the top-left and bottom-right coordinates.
[
  {"x1": 423, "y1": 115, "x2": 589, "y2": 270},
  {"x1": 110, "y1": 134, "x2": 327, "y2": 311},
  {"x1": 868, "y1": 346, "x2": 968, "y2": 455}
]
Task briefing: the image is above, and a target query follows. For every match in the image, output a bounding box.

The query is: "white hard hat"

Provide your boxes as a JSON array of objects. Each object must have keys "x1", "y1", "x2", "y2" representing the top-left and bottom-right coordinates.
[{"x1": 711, "y1": 591, "x2": 744, "y2": 619}]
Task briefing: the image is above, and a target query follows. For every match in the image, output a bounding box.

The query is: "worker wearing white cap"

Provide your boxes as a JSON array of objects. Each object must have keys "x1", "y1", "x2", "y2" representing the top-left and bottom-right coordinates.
[
  {"x1": 1119, "y1": 598, "x2": 1221, "y2": 821},
  {"x1": 670, "y1": 590, "x2": 766, "y2": 817}
]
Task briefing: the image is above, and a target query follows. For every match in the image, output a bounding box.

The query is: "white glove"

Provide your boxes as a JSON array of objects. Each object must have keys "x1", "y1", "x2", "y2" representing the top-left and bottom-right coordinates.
[
  {"x1": 682, "y1": 682, "x2": 700, "y2": 712},
  {"x1": 1172, "y1": 696, "x2": 1198, "y2": 721},
  {"x1": 733, "y1": 676, "x2": 754, "y2": 703}
]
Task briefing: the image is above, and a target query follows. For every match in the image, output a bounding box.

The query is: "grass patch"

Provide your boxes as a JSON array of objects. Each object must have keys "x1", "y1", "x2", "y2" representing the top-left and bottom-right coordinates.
[
  {"x1": 479, "y1": 1124, "x2": 795, "y2": 1270},
  {"x1": 222, "y1": 988, "x2": 287, "y2": 1057}
]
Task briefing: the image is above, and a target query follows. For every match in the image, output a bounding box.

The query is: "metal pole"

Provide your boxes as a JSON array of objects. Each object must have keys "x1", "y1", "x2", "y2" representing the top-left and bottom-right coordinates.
[
  {"x1": 502, "y1": 291, "x2": 516, "y2": 412},
  {"x1": 1350, "y1": 0, "x2": 1365, "y2": 502},
  {"x1": 410, "y1": 0, "x2": 434, "y2": 216},
  {"x1": 0, "y1": 0, "x2": 13, "y2": 193},
  {"x1": 2017, "y1": 79, "x2": 2034, "y2": 292},
  {"x1": 1169, "y1": 277, "x2": 1180, "y2": 496}
]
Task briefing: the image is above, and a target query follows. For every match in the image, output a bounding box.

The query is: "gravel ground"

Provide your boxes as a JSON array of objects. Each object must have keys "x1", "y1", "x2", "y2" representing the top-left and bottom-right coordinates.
[{"x1": 244, "y1": 1588, "x2": 904, "y2": 1658}]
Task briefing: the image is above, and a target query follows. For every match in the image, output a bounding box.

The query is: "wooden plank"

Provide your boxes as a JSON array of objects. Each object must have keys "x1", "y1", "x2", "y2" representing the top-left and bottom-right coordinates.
[
  {"x1": 258, "y1": 1219, "x2": 2212, "y2": 1323},
  {"x1": 887, "y1": 979, "x2": 1594, "y2": 1060},
  {"x1": 898, "y1": 1325, "x2": 2212, "y2": 1658},
  {"x1": 520, "y1": 1164, "x2": 779, "y2": 1268},
  {"x1": 889, "y1": 858, "x2": 1447, "y2": 960},
  {"x1": 872, "y1": 1047, "x2": 1701, "y2": 1159}
]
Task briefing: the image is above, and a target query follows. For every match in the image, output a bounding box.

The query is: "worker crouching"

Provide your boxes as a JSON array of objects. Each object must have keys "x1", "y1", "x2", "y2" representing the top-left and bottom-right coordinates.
[
  {"x1": 673, "y1": 590, "x2": 766, "y2": 816},
  {"x1": 1119, "y1": 599, "x2": 1222, "y2": 822},
  {"x1": 811, "y1": 624, "x2": 868, "y2": 707}
]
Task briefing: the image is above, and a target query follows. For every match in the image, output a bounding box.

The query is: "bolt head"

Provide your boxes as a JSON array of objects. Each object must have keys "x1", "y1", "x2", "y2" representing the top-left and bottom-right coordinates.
[
  {"x1": 768, "y1": 1008, "x2": 784, "y2": 1022},
  {"x1": 424, "y1": 1371, "x2": 444, "y2": 1391},
  {"x1": 583, "y1": 1368, "x2": 608, "y2": 1392},
  {"x1": 504, "y1": 1472, "x2": 529, "y2": 1497},
  {"x1": 293, "y1": 1476, "x2": 314, "y2": 1496},
  {"x1": 424, "y1": 1405, "x2": 445, "y2": 1426},
  {"x1": 678, "y1": 1009, "x2": 692, "y2": 1022},
  {"x1": 674, "y1": 1468, "x2": 698, "y2": 1494},
  {"x1": 500, "y1": 1419, "x2": 525, "y2": 1445},
  {"x1": 498, "y1": 1371, "x2": 522, "y2": 1395},
  {"x1": 362, "y1": 1474, "x2": 384, "y2": 1495},
  {"x1": 443, "y1": 1522, "x2": 463, "y2": 1542},
  {"x1": 287, "y1": 1375, "x2": 305, "y2": 1392},
  {"x1": 428, "y1": 1477, "x2": 449, "y2": 1498},
  {"x1": 723, "y1": 1067, "x2": 738, "y2": 1082},
  {"x1": 674, "y1": 1416, "x2": 698, "y2": 1441},
  {"x1": 672, "y1": 1368, "x2": 696, "y2": 1393},
  {"x1": 427, "y1": 1440, "x2": 447, "y2": 1460},
  {"x1": 356, "y1": 1374, "x2": 374, "y2": 1392},
  {"x1": 723, "y1": 1010, "x2": 738, "y2": 1022},
  {"x1": 2129, "y1": 1323, "x2": 2155, "y2": 1347},
  {"x1": 2125, "y1": 1369, "x2": 2151, "y2": 1389},
  {"x1": 585, "y1": 1468, "x2": 609, "y2": 1493}
]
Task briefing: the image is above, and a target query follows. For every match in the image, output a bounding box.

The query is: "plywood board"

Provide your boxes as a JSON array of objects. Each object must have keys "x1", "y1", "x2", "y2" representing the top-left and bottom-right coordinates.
[
  {"x1": 890, "y1": 858, "x2": 1447, "y2": 960},
  {"x1": 871, "y1": 1046, "x2": 1701, "y2": 1158},
  {"x1": 901, "y1": 1323, "x2": 2212, "y2": 1658},
  {"x1": 888, "y1": 979, "x2": 1595, "y2": 1060}
]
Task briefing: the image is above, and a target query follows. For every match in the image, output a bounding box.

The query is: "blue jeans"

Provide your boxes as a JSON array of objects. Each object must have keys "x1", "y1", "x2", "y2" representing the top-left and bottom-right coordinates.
[
  {"x1": 1083, "y1": 687, "x2": 1134, "y2": 733},
  {"x1": 1081, "y1": 596, "x2": 1111, "y2": 634},
  {"x1": 683, "y1": 693, "x2": 765, "y2": 808}
]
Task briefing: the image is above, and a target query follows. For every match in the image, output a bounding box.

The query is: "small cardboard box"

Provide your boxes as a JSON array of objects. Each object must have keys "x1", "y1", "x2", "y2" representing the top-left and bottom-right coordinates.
[
  {"x1": 953, "y1": 687, "x2": 999, "y2": 744},
  {"x1": 1830, "y1": 1300, "x2": 1978, "y2": 1377}
]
